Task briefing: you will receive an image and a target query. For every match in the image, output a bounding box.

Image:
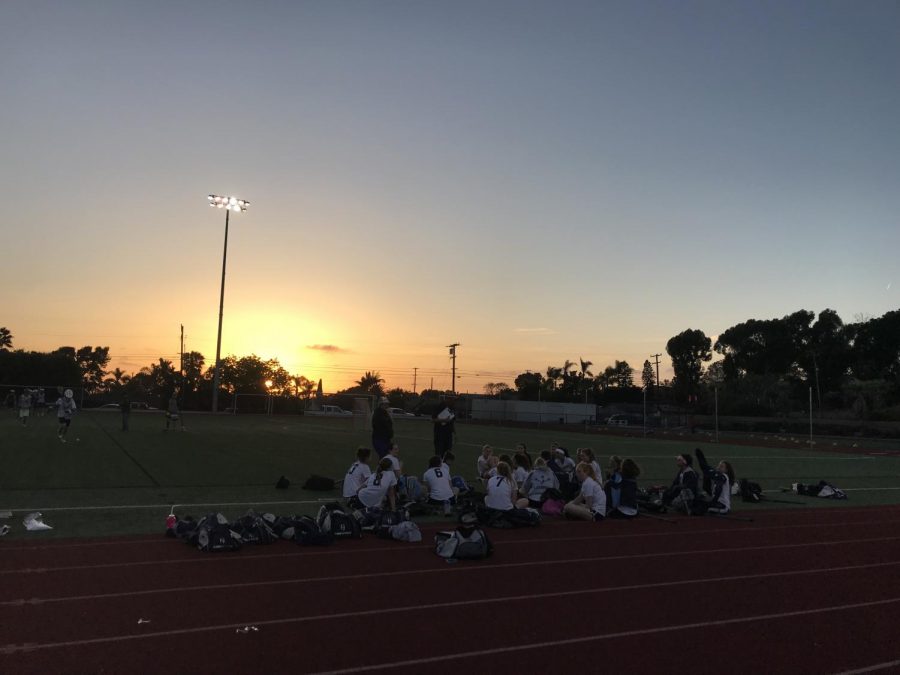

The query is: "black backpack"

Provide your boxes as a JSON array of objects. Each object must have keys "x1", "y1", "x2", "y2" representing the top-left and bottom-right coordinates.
[
  {"x1": 501, "y1": 507, "x2": 542, "y2": 528},
  {"x1": 293, "y1": 515, "x2": 335, "y2": 546},
  {"x1": 316, "y1": 504, "x2": 362, "y2": 539},
  {"x1": 196, "y1": 513, "x2": 242, "y2": 552},
  {"x1": 739, "y1": 479, "x2": 763, "y2": 503},
  {"x1": 233, "y1": 511, "x2": 277, "y2": 545},
  {"x1": 375, "y1": 508, "x2": 409, "y2": 539},
  {"x1": 303, "y1": 475, "x2": 337, "y2": 491}
]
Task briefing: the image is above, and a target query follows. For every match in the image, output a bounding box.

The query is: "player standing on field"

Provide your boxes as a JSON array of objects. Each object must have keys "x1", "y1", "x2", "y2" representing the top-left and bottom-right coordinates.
[{"x1": 56, "y1": 389, "x2": 76, "y2": 442}]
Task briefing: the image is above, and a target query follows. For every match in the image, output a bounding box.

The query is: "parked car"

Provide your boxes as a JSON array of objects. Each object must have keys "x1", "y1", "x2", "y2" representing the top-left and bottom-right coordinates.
[
  {"x1": 387, "y1": 407, "x2": 415, "y2": 418},
  {"x1": 606, "y1": 413, "x2": 642, "y2": 427},
  {"x1": 307, "y1": 405, "x2": 352, "y2": 417}
]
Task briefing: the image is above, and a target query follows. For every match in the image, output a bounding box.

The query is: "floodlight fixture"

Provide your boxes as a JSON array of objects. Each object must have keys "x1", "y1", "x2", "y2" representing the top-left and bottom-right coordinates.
[
  {"x1": 208, "y1": 194, "x2": 249, "y2": 212},
  {"x1": 208, "y1": 193, "x2": 250, "y2": 413}
]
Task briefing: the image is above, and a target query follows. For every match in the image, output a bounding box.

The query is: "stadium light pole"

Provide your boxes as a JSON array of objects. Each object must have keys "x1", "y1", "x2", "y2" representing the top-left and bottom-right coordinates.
[{"x1": 208, "y1": 194, "x2": 249, "y2": 413}]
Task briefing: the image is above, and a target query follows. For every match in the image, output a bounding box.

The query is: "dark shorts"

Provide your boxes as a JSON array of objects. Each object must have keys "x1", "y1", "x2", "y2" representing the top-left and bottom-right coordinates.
[
  {"x1": 592, "y1": 511, "x2": 605, "y2": 522},
  {"x1": 528, "y1": 499, "x2": 542, "y2": 509},
  {"x1": 58, "y1": 417, "x2": 71, "y2": 427},
  {"x1": 427, "y1": 497, "x2": 456, "y2": 506},
  {"x1": 373, "y1": 437, "x2": 391, "y2": 459}
]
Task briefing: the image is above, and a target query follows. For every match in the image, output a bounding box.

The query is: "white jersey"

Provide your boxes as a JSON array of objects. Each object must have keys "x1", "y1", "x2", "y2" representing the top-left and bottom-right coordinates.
[
  {"x1": 513, "y1": 466, "x2": 528, "y2": 485},
  {"x1": 476, "y1": 456, "x2": 491, "y2": 478},
  {"x1": 581, "y1": 476, "x2": 607, "y2": 516},
  {"x1": 56, "y1": 397, "x2": 76, "y2": 418},
  {"x1": 342, "y1": 461, "x2": 372, "y2": 499},
  {"x1": 522, "y1": 467, "x2": 559, "y2": 502},
  {"x1": 423, "y1": 466, "x2": 454, "y2": 501},
  {"x1": 557, "y1": 455, "x2": 576, "y2": 478},
  {"x1": 485, "y1": 475, "x2": 515, "y2": 511},
  {"x1": 715, "y1": 477, "x2": 732, "y2": 512},
  {"x1": 357, "y1": 470, "x2": 398, "y2": 508},
  {"x1": 386, "y1": 454, "x2": 402, "y2": 476},
  {"x1": 590, "y1": 461, "x2": 602, "y2": 481}
]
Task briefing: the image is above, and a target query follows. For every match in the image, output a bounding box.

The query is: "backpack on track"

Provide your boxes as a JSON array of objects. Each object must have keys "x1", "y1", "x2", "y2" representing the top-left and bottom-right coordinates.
[
  {"x1": 196, "y1": 512, "x2": 242, "y2": 553},
  {"x1": 316, "y1": 504, "x2": 362, "y2": 539}
]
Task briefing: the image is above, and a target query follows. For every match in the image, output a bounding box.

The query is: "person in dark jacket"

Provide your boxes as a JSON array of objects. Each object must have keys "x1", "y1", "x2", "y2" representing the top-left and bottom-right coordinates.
[
  {"x1": 662, "y1": 453, "x2": 699, "y2": 511},
  {"x1": 608, "y1": 458, "x2": 641, "y2": 518},
  {"x1": 694, "y1": 448, "x2": 734, "y2": 515},
  {"x1": 371, "y1": 397, "x2": 394, "y2": 459},
  {"x1": 432, "y1": 398, "x2": 455, "y2": 458}
]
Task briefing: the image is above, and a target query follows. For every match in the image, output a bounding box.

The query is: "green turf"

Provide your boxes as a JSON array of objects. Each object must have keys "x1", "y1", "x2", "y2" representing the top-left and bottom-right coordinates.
[{"x1": 2, "y1": 410, "x2": 900, "y2": 539}]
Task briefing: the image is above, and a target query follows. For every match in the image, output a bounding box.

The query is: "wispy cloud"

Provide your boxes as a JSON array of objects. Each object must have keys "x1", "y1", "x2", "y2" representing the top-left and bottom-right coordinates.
[
  {"x1": 513, "y1": 328, "x2": 557, "y2": 335},
  {"x1": 307, "y1": 344, "x2": 346, "y2": 353}
]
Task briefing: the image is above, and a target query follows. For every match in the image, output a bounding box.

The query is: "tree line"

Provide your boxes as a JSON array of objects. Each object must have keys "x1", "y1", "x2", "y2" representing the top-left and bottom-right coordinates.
[
  {"x1": 2, "y1": 308, "x2": 898, "y2": 418},
  {"x1": 483, "y1": 309, "x2": 900, "y2": 419}
]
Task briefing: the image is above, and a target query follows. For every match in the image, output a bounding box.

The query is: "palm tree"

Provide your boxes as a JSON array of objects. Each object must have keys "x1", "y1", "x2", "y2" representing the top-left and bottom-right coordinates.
[
  {"x1": 544, "y1": 366, "x2": 562, "y2": 391},
  {"x1": 356, "y1": 371, "x2": 385, "y2": 396},
  {"x1": 578, "y1": 358, "x2": 594, "y2": 401},
  {"x1": 0, "y1": 327, "x2": 12, "y2": 350},
  {"x1": 104, "y1": 367, "x2": 130, "y2": 393}
]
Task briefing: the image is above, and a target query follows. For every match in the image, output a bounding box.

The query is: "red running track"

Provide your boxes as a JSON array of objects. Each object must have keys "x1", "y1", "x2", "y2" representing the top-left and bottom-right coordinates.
[{"x1": 3, "y1": 506, "x2": 900, "y2": 674}]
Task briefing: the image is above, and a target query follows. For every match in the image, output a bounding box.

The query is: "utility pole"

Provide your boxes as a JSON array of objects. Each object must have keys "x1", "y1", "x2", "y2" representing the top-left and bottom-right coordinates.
[
  {"x1": 180, "y1": 324, "x2": 185, "y2": 406},
  {"x1": 412, "y1": 367, "x2": 418, "y2": 394},
  {"x1": 651, "y1": 353, "x2": 661, "y2": 399},
  {"x1": 448, "y1": 343, "x2": 460, "y2": 394}
]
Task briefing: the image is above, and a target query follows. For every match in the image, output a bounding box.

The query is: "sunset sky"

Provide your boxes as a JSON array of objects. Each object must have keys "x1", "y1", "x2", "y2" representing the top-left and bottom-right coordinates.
[{"x1": 2, "y1": 1, "x2": 898, "y2": 393}]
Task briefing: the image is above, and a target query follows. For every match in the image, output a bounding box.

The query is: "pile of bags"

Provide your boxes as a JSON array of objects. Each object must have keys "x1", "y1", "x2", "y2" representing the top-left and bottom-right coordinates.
[{"x1": 168, "y1": 504, "x2": 422, "y2": 553}]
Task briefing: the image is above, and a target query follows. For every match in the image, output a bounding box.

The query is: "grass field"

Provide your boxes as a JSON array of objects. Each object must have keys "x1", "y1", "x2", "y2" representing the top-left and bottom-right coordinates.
[{"x1": 3, "y1": 409, "x2": 900, "y2": 539}]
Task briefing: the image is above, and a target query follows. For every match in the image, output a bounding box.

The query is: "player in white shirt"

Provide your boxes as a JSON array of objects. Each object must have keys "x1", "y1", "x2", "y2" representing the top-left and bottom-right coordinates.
[
  {"x1": 357, "y1": 458, "x2": 398, "y2": 510},
  {"x1": 476, "y1": 444, "x2": 493, "y2": 481},
  {"x1": 342, "y1": 447, "x2": 373, "y2": 502},
  {"x1": 56, "y1": 389, "x2": 77, "y2": 442},
  {"x1": 577, "y1": 448, "x2": 603, "y2": 483},
  {"x1": 484, "y1": 462, "x2": 516, "y2": 511},
  {"x1": 423, "y1": 455, "x2": 455, "y2": 515},
  {"x1": 564, "y1": 462, "x2": 607, "y2": 521},
  {"x1": 512, "y1": 453, "x2": 530, "y2": 485}
]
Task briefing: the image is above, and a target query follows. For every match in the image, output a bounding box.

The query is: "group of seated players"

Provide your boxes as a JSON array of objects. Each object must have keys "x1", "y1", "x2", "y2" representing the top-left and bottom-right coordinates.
[{"x1": 341, "y1": 440, "x2": 735, "y2": 522}]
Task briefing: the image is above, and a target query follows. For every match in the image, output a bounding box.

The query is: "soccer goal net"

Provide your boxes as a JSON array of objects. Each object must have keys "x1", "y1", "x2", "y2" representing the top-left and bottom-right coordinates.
[{"x1": 352, "y1": 396, "x2": 374, "y2": 432}]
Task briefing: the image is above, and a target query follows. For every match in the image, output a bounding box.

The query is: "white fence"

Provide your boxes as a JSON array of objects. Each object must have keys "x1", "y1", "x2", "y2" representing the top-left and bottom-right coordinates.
[{"x1": 470, "y1": 399, "x2": 598, "y2": 425}]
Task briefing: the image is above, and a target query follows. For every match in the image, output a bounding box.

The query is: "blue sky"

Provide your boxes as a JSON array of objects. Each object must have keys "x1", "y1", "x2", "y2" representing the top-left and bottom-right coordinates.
[{"x1": 2, "y1": 1, "x2": 898, "y2": 391}]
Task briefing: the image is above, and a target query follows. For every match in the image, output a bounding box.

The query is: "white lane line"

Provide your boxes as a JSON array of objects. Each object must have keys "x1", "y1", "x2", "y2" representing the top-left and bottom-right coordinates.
[
  {"x1": 2, "y1": 574, "x2": 899, "y2": 658},
  {"x1": 836, "y1": 659, "x2": 900, "y2": 674},
  {"x1": 3, "y1": 535, "x2": 899, "y2": 604},
  {"x1": 0, "y1": 499, "x2": 333, "y2": 513},
  {"x1": 310, "y1": 596, "x2": 900, "y2": 675}
]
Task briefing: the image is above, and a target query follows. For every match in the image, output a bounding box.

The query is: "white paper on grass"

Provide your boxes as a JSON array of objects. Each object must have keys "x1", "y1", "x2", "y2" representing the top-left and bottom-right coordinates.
[{"x1": 23, "y1": 512, "x2": 53, "y2": 531}]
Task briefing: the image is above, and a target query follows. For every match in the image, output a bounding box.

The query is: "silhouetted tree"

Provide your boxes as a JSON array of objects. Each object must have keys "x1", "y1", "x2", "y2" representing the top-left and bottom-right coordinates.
[
  {"x1": 0, "y1": 327, "x2": 12, "y2": 350},
  {"x1": 641, "y1": 360, "x2": 655, "y2": 391},
  {"x1": 667, "y1": 329, "x2": 712, "y2": 401}
]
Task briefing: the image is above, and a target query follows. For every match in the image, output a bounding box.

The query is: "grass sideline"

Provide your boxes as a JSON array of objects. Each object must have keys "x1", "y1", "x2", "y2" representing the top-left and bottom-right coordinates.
[{"x1": 2, "y1": 409, "x2": 900, "y2": 539}]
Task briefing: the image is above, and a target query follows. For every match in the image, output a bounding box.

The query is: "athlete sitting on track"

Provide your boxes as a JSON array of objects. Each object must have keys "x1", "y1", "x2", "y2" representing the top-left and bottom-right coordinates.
[
  {"x1": 662, "y1": 453, "x2": 699, "y2": 512},
  {"x1": 423, "y1": 455, "x2": 456, "y2": 515},
  {"x1": 342, "y1": 447, "x2": 373, "y2": 508},
  {"x1": 484, "y1": 461, "x2": 516, "y2": 513},
  {"x1": 476, "y1": 444, "x2": 494, "y2": 481},
  {"x1": 356, "y1": 458, "x2": 398, "y2": 512},
  {"x1": 516, "y1": 456, "x2": 559, "y2": 508},
  {"x1": 693, "y1": 448, "x2": 734, "y2": 515},
  {"x1": 608, "y1": 458, "x2": 641, "y2": 518},
  {"x1": 563, "y1": 462, "x2": 607, "y2": 522},
  {"x1": 577, "y1": 447, "x2": 603, "y2": 482}
]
